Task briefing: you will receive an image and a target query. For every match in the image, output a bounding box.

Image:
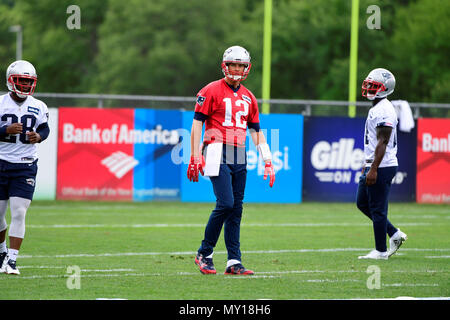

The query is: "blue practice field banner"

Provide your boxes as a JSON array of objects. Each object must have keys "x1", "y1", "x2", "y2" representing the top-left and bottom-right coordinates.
[
  {"x1": 391, "y1": 123, "x2": 416, "y2": 201},
  {"x1": 133, "y1": 109, "x2": 182, "y2": 201},
  {"x1": 303, "y1": 117, "x2": 416, "y2": 202},
  {"x1": 180, "y1": 112, "x2": 303, "y2": 203}
]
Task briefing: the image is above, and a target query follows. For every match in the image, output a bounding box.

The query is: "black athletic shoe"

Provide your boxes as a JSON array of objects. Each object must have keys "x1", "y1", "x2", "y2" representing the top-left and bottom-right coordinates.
[
  {"x1": 194, "y1": 253, "x2": 216, "y2": 274},
  {"x1": 224, "y1": 263, "x2": 254, "y2": 275}
]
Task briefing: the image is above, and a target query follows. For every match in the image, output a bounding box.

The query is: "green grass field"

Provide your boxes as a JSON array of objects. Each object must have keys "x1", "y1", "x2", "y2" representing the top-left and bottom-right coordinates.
[{"x1": 0, "y1": 201, "x2": 448, "y2": 300}]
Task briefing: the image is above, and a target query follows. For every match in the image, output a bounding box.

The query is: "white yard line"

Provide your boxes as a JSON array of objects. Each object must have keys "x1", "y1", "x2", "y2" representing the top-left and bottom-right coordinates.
[
  {"x1": 18, "y1": 266, "x2": 134, "y2": 272},
  {"x1": 26, "y1": 222, "x2": 435, "y2": 228},
  {"x1": 17, "y1": 248, "x2": 450, "y2": 259},
  {"x1": 27, "y1": 222, "x2": 433, "y2": 229},
  {"x1": 383, "y1": 283, "x2": 440, "y2": 287},
  {"x1": 6, "y1": 271, "x2": 442, "y2": 288}
]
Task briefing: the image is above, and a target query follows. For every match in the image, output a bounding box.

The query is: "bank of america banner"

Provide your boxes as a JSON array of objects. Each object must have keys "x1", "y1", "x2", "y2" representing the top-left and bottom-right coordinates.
[
  {"x1": 303, "y1": 117, "x2": 416, "y2": 202},
  {"x1": 57, "y1": 108, "x2": 181, "y2": 201},
  {"x1": 416, "y1": 118, "x2": 450, "y2": 203}
]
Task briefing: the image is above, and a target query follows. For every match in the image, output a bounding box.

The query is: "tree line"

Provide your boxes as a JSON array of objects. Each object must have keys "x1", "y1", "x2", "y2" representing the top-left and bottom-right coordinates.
[{"x1": 0, "y1": 0, "x2": 449, "y2": 105}]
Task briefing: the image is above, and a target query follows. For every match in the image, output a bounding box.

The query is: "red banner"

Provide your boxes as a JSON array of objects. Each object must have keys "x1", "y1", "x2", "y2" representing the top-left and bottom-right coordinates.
[
  {"x1": 57, "y1": 108, "x2": 135, "y2": 200},
  {"x1": 416, "y1": 118, "x2": 450, "y2": 203}
]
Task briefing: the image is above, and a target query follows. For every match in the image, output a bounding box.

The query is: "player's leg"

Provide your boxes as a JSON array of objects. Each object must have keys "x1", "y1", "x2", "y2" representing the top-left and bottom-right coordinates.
[
  {"x1": 367, "y1": 167, "x2": 397, "y2": 253},
  {"x1": 0, "y1": 199, "x2": 8, "y2": 272},
  {"x1": 199, "y1": 164, "x2": 234, "y2": 255},
  {"x1": 223, "y1": 148, "x2": 253, "y2": 275},
  {"x1": 224, "y1": 164, "x2": 245, "y2": 264},
  {"x1": 5, "y1": 196, "x2": 31, "y2": 275},
  {"x1": 356, "y1": 168, "x2": 397, "y2": 235},
  {"x1": 4, "y1": 161, "x2": 36, "y2": 275},
  {"x1": 0, "y1": 161, "x2": 10, "y2": 272},
  {"x1": 195, "y1": 164, "x2": 233, "y2": 274},
  {"x1": 383, "y1": 167, "x2": 407, "y2": 257}
]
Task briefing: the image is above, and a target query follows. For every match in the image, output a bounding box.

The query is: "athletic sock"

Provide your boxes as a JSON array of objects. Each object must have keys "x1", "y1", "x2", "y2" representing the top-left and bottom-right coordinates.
[
  {"x1": 226, "y1": 259, "x2": 241, "y2": 268},
  {"x1": 0, "y1": 241, "x2": 6, "y2": 253},
  {"x1": 8, "y1": 248, "x2": 19, "y2": 262}
]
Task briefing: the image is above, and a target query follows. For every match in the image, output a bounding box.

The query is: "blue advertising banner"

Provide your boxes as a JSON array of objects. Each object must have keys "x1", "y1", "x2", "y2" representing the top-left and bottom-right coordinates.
[
  {"x1": 180, "y1": 112, "x2": 303, "y2": 203},
  {"x1": 133, "y1": 109, "x2": 182, "y2": 201},
  {"x1": 390, "y1": 123, "x2": 417, "y2": 201},
  {"x1": 303, "y1": 116, "x2": 416, "y2": 202}
]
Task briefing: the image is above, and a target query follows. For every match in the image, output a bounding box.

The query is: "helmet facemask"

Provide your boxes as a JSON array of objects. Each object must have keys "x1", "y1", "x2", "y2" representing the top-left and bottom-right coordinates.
[
  {"x1": 361, "y1": 79, "x2": 386, "y2": 100},
  {"x1": 221, "y1": 61, "x2": 251, "y2": 81},
  {"x1": 8, "y1": 74, "x2": 37, "y2": 98}
]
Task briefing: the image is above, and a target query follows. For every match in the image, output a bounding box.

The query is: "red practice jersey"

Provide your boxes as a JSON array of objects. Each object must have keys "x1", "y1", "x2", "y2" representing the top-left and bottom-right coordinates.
[{"x1": 194, "y1": 78, "x2": 260, "y2": 147}]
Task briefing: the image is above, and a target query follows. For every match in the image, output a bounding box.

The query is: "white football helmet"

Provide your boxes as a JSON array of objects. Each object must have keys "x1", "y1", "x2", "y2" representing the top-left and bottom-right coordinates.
[
  {"x1": 6, "y1": 60, "x2": 37, "y2": 98},
  {"x1": 362, "y1": 68, "x2": 395, "y2": 100},
  {"x1": 221, "y1": 46, "x2": 251, "y2": 81}
]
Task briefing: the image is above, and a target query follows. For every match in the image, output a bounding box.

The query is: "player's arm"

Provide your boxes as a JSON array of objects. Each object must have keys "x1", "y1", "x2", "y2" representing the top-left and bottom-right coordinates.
[
  {"x1": 190, "y1": 118, "x2": 204, "y2": 158},
  {"x1": 249, "y1": 125, "x2": 275, "y2": 188},
  {"x1": 249, "y1": 127, "x2": 269, "y2": 162},
  {"x1": 27, "y1": 122, "x2": 50, "y2": 144},
  {"x1": 0, "y1": 123, "x2": 22, "y2": 136},
  {"x1": 187, "y1": 113, "x2": 206, "y2": 182},
  {"x1": 366, "y1": 126, "x2": 392, "y2": 185}
]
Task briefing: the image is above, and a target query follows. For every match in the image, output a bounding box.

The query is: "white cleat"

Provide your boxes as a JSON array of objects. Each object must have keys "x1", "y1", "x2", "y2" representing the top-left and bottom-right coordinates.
[
  {"x1": 4, "y1": 260, "x2": 20, "y2": 275},
  {"x1": 388, "y1": 229, "x2": 408, "y2": 257},
  {"x1": 358, "y1": 249, "x2": 388, "y2": 260}
]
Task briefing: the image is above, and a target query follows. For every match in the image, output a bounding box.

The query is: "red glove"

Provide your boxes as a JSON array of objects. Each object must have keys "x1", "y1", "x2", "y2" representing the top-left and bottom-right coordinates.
[
  {"x1": 187, "y1": 156, "x2": 204, "y2": 182},
  {"x1": 263, "y1": 161, "x2": 275, "y2": 187}
]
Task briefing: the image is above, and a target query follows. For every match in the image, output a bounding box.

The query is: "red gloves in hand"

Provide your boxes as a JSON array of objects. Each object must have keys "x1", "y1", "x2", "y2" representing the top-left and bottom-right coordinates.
[
  {"x1": 187, "y1": 156, "x2": 204, "y2": 182},
  {"x1": 263, "y1": 161, "x2": 275, "y2": 187}
]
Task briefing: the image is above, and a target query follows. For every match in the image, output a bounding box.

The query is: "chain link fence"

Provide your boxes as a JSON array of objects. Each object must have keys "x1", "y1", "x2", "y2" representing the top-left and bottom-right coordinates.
[{"x1": 2, "y1": 92, "x2": 449, "y2": 118}]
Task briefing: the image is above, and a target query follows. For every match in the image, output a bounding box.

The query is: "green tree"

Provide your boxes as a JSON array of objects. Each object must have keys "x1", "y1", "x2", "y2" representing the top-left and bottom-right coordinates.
[
  {"x1": 91, "y1": 0, "x2": 251, "y2": 97},
  {"x1": 0, "y1": 0, "x2": 106, "y2": 93},
  {"x1": 390, "y1": 0, "x2": 450, "y2": 103}
]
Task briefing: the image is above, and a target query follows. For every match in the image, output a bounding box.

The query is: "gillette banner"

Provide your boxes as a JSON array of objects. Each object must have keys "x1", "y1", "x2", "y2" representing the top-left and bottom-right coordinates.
[
  {"x1": 180, "y1": 112, "x2": 303, "y2": 203},
  {"x1": 303, "y1": 117, "x2": 416, "y2": 202},
  {"x1": 57, "y1": 108, "x2": 181, "y2": 201}
]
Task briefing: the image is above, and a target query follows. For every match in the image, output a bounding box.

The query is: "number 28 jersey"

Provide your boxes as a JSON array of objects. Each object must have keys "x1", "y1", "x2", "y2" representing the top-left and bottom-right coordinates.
[
  {"x1": 0, "y1": 93, "x2": 49, "y2": 163},
  {"x1": 194, "y1": 79, "x2": 260, "y2": 147}
]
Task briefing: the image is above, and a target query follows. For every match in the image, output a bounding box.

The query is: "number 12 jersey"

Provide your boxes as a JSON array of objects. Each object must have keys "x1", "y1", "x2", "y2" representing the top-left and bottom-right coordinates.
[{"x1": 194, "y1": 79, "x2": 260, "y2": 147}]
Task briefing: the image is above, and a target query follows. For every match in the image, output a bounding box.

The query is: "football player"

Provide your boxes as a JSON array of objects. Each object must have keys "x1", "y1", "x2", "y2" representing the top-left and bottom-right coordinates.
[
  {"x1": 0, "y1": 60, "x2": 50, "y2": 274},
  {"x1": 357, "y1": 68, "x2": 407, "y2": 260},
  {"x1": 188, "y1": 46, "x2": 275, "y2": 275}
]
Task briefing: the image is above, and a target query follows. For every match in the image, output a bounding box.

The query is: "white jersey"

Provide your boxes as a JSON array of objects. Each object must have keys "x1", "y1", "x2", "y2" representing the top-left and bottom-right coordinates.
[
  {"x1": 364, "y1": 98, "x2": 398, "y2": 168},
  {"x1": 0, "y1": 93, "x2": 49, "y2": 163}
]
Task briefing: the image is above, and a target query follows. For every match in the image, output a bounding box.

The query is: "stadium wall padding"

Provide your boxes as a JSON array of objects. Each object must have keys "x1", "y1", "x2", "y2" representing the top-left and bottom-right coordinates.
[
  {"x1": 302, "y1": 117, "x2": 417, "y2": 202},
  {"x1": 33, "y1": 107, "x2": 448, "y2": 203}
]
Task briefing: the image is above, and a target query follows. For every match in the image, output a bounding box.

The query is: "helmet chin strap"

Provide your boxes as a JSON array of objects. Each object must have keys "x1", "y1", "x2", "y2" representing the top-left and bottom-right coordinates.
[
  {"x1": 227, "y1": 74, "x2": 242, "y2": 81},
  {"x1": 11, "y1": 86, "x2": 29, "y2": 99}
]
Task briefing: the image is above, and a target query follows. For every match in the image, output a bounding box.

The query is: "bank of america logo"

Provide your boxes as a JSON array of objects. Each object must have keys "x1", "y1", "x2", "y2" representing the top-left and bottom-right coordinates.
[{"x1": 101, "y1": 151, "x2": 139, "y2": 179}]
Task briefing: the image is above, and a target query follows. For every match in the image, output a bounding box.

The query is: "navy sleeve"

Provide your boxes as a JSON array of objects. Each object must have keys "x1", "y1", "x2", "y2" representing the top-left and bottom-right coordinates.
[
  {"x1": 247, "y1": 122, "x2": 260, "y2": 132},
  {"x1": 194, "y1": 112, "x2": 208, "y2": 122},
  {"x1": 0, "y1": 125, "x2": 7, "y2": 137},
  {"x1": 36, "y1": 122, "x2": 50, "y2": 142}
]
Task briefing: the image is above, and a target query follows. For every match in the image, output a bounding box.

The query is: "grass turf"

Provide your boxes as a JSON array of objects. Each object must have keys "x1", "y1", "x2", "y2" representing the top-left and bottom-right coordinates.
[{"x1": 0, "y1": 201, "x2": 448, "y2": 300}]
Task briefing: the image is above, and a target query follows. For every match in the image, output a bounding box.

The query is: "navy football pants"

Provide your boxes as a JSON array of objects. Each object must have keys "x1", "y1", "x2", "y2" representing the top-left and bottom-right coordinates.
[
  {"x1": 356, "y1": 166, "x2": 398, "y2": 252},
  {"x1": 0, "y1": 159, "x2": 38, "y2": 201},
  {"x1": 198, "y1": 145, "x2": 247, "y2": 262}
]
